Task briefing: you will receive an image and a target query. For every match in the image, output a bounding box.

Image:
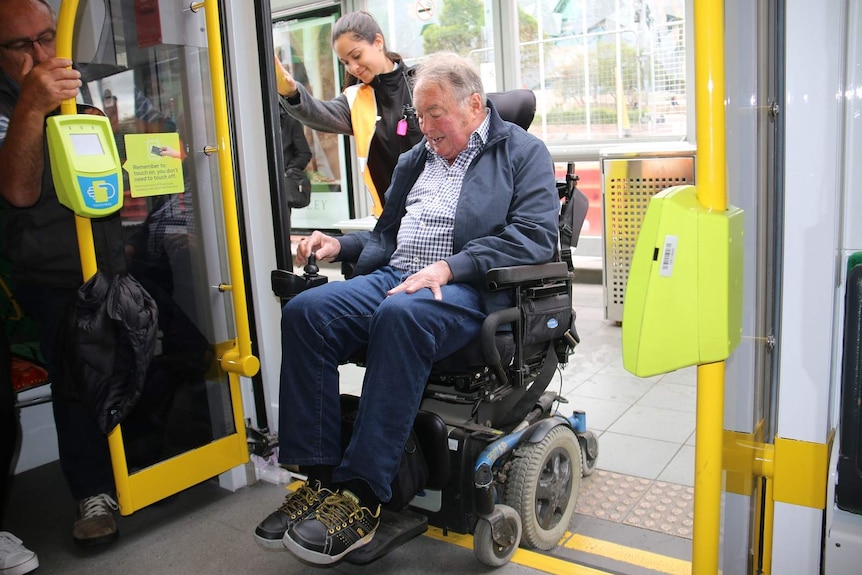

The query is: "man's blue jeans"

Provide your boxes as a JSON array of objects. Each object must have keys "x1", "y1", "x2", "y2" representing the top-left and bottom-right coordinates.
[{"x1": 277, "y1": 266, "x2": 486, "y2": 502}]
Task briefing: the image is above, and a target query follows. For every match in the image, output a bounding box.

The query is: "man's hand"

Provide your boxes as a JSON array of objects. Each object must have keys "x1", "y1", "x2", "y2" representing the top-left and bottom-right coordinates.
[
  {"x1": 273, "y1": 54, "x2": 298, "y2": 97},
  {"x1": 159, "y1": 146, "x2": 182, "y2": 159},
  {"x1": 295, "y1": 231, "x2": 340, "y2": 267},
  {"x1": 18, "y1": 56, "x2": 81, "y2": 117},
  {"x1": 0, "y1": 57, "x2": 81, "y2": 207},
  {"x1": 388, "y1": 261, "x2": 453, "y2": 301}
]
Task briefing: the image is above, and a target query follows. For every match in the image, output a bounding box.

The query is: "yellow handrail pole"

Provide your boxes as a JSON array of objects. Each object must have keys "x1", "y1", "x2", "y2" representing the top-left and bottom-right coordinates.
[
  {"x1": 55, "y1": 0, "x2": 97, "y2": 281},
  {"x1": 692, "y1": 0, "x2": 728, "y2": 573},
  {"x1": 56, "y1": 0, "x2": 133, "y2": 507},
  {"x1": 198, "y1": 0, "x2": 260, "y2": 378},
  {"x1": 693, "y1": 362, "x2": 724, "y2": 572},
  {"x1": 55, "y1": 2, "x2": 78, "y2": 116},
  {"x1": 693, "y1": 1, "x2": 728, "y2": 212}
]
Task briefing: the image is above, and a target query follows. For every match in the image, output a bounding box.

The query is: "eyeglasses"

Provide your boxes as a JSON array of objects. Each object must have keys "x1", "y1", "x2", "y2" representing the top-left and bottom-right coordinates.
[{"x1": 0, "y1": 31, "x2": 56, "y2": 54}]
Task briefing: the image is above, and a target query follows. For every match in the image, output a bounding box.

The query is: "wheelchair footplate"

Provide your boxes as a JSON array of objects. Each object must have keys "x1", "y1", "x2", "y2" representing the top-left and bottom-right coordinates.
[{"x1": 344, "y1": 507, "x2": 428, "y2": 564}]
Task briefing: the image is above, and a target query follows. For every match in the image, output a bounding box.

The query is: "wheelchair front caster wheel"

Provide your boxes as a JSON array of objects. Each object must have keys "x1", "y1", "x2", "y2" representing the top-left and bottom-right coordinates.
[
  {"x1": 473, "y1": 505, "x2": 522, "y2": 567},
  {"x1": 578, "y1": 430, "x2": 599, "y2": 477}
]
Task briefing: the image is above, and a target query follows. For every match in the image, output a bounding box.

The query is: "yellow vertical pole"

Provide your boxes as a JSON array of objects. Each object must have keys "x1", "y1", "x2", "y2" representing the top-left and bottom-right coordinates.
[
  {"x1": 56, "y1": 0, "x2": 98, "y2": 281},
  {"x1": 56, "y1": 0, "x2": 132, "y2": 507},
  {"x1": 56, "y1": 0, "x2": 133, "y2": 507},
  {"x1": 693, "y1": 362, "x2": 724, "y2": 572},
  {"x1": 692, "y1": 0, "x2": 727, "y2": 573},
  {"x1": 197, "y1": 0, "x2": 259, "y2": 378},
  {"x1": 55, "y1": 1, "x2": 78, "y2": 117},
  {"x1": 694, "y1": 0, "x2": 728, "y2": 213}
]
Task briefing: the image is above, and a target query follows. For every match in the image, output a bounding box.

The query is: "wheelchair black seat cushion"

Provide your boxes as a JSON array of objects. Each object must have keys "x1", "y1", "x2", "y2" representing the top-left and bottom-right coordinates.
[
  {"x1": 430, "y1": 333, "x2": 515, "y2": 375},
  {"x1": 344, "y1": 333, "x2": 516, "y2": 376}
]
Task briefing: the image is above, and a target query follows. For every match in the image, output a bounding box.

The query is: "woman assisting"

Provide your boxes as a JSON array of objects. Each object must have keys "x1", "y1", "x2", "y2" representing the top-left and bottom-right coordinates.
[{"x1": 275, "y1": 11, "x2": 423, "y2": 216}]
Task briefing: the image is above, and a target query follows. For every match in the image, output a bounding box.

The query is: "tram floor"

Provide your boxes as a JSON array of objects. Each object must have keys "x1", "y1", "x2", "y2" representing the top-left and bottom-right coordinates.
[
  {"x1": 5, "y1": 269, "x2": 696, "y2": 574},
  {"x1": 5, "y1": 460, "x2": 691, "y2": 575}
]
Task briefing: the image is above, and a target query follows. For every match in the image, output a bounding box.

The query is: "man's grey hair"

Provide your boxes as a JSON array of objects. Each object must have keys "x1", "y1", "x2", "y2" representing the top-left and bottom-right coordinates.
[
  {"x1": 1, "y1": 0, "x2": 56, "y2": 20},
  {"x1": 414, "y1": 52, "x2": 485, "y2": 105},
  {"x1": 0, "y1": 1, "x2": 55, "y2": 37},
  {"x1": 37, "y1": 0, "x2": 56, "y2": 13},
  {"x1": 23, "y1": 0, "x2": 55, "y2": 16}
]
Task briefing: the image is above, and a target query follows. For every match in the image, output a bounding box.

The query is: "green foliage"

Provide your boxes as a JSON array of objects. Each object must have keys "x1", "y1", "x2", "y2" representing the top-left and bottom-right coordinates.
[
  {"x1": 518, "y1": 5, "x2": 541, "y2": 87},
  {"x1": 422, "y1": 0, "x2": 485, "y2": 55}
]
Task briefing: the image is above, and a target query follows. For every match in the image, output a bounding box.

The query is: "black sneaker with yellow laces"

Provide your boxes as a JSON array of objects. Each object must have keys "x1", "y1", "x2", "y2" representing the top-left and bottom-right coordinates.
[
  {"x1": 254, "y1": 479, "x2": 333, "y2": 549},
  {"x1": 282, "y1": 490, "x2": 380, "y2": 564}
]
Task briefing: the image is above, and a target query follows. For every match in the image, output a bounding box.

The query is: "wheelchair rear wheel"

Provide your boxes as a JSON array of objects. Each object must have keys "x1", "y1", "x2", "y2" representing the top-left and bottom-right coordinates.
[{"x1": 504, "y1": 425, "x2": 581, "y2": 550}]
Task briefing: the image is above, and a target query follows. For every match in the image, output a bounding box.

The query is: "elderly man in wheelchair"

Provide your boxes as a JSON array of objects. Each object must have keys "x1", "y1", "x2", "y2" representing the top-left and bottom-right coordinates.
[{"x1": 259, "y1": 52, "x2": 597, "y2": 567}]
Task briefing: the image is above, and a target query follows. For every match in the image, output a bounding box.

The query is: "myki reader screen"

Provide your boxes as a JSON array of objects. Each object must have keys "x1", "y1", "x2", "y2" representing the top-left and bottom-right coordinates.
[
  {"x1": 69, "y1": 133, "x2": 105, "y2": 156},
  {"x1": 47, "y1": 114, "x2": 123, "y2": 218}
]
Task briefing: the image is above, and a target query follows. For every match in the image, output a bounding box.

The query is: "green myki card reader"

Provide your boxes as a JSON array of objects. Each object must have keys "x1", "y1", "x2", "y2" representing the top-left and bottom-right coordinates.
[
  {"x1": 46, "y1": 114, "x2": 123, "y2": 217},
  {"x1": 621, "y1": 185, "x2": 744, "y2": 377}
]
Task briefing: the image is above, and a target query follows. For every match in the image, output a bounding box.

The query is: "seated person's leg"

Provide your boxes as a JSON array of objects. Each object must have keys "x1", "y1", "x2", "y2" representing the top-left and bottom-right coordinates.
[
  {"x1": 255, "y1": 268, "x2": 402, "y2": 548},
  {"x1": 337, "y1": 283, "x2": 485, "y2": 501},
  {"x1": 282, "y1": 283, "x2": 485, "y2": 564}
]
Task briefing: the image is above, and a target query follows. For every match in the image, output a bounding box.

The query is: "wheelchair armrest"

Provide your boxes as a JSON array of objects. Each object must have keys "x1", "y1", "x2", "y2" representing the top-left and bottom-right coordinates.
[
  {"x1": 341, "y1": 261, "x2": 357, "y2": 280},
  {"x1": 486, "y1": 262, "x2": 571, "y2": 290},
  {"x1": 481, "y1": 307, "x2": 520, "y2": 384}
]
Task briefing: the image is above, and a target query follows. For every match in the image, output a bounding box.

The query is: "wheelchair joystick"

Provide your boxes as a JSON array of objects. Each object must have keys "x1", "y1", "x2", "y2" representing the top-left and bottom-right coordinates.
[
  {"x1": 270, "y1": 252, "x2": 329, "y2": 300},
  {"x1": 304, "y1": 253, "x2": 320, "y2": 275}
]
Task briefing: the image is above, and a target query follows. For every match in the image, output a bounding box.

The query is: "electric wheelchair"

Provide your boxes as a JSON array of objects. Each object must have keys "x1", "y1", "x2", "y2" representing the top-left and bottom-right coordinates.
[{"x1": 270, "y1": 90, "x2": 598, "y2": 567}]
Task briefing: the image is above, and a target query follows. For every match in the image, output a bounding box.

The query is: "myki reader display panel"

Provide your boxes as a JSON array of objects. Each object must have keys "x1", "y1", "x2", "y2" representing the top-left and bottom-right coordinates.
[{"x1": 47, "y1": 114, "x2": 123, "y2": 217}]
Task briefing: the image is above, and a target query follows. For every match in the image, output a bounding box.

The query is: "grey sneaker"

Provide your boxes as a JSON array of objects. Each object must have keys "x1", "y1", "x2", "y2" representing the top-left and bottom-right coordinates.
[
  {"x1": 254, "y1": 479, "x2": 333, "y2": 549},
  {"x1": 282, "y1": 490, "x2": 380, "y2": 564},
  {"x1": 72, "y1": 493, "x2": 119, "y2": 547},
  {"x1": 0, "y1": 532, "x2": 38, "y2": 575}
]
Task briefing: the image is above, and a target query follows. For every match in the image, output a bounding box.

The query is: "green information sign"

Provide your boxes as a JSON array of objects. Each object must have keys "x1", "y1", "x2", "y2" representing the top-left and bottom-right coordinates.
[{"x1": 122, "y1": 133, "x2": 185, "y2": 197}]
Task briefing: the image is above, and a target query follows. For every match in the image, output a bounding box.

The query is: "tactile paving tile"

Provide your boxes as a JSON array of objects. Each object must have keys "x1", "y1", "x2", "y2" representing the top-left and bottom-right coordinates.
[
  {"x1": 576, "y1": 470, "x2": 652, "y2": 522},
  {"x1": 575, "y1": 471, "x2": 694, "y2": 539},
  {"x1": 623, "y1": 481, "x2": 694, "y2": 539}
]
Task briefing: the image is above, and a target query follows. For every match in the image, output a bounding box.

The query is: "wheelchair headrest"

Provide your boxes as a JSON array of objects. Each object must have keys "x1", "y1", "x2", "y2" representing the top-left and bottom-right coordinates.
[{"x1": 487, "y1": 90, "x2": 536, "y2": 131}]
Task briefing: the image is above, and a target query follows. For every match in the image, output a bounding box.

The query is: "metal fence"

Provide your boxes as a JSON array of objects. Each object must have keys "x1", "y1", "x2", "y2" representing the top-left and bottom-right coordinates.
[{"x1": 520, "y1": 12, "x2": 687, "y2": 143}]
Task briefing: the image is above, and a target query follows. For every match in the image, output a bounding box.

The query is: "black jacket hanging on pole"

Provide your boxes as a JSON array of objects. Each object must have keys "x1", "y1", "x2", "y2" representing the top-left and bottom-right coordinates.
[{"x1": 56, "y1": 271, "x2": 159, "y2": 434}]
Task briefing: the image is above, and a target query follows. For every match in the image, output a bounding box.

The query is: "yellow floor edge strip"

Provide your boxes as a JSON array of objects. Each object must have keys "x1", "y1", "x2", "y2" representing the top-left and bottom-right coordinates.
[
  {"x1": 424, "y1": 527, "x2": 611, "y2": 575},
  {"x1": 565, "y1": 533, "x2": 691, "y2": 575},
  {"x1": 424, "y1": 527, "x2": 692, "y2": 575}
]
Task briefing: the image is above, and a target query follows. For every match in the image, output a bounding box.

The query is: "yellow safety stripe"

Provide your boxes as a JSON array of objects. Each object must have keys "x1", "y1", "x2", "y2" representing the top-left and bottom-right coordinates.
[
  {"x1": 424, "y1": 527, "x2": 609, "y2": 575},
  {"x1": 565, "y1": 534, "x2": 691, "y2": 575}
]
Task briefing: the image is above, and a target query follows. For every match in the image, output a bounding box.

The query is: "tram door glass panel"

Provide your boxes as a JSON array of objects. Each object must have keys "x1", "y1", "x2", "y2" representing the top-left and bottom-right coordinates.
[
  {"x1": 273, "y1": 13, "x2": 351, "y2": 231},
  {"x1": 76, "y1": 1, "x2": 237, "y2": 473}
]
